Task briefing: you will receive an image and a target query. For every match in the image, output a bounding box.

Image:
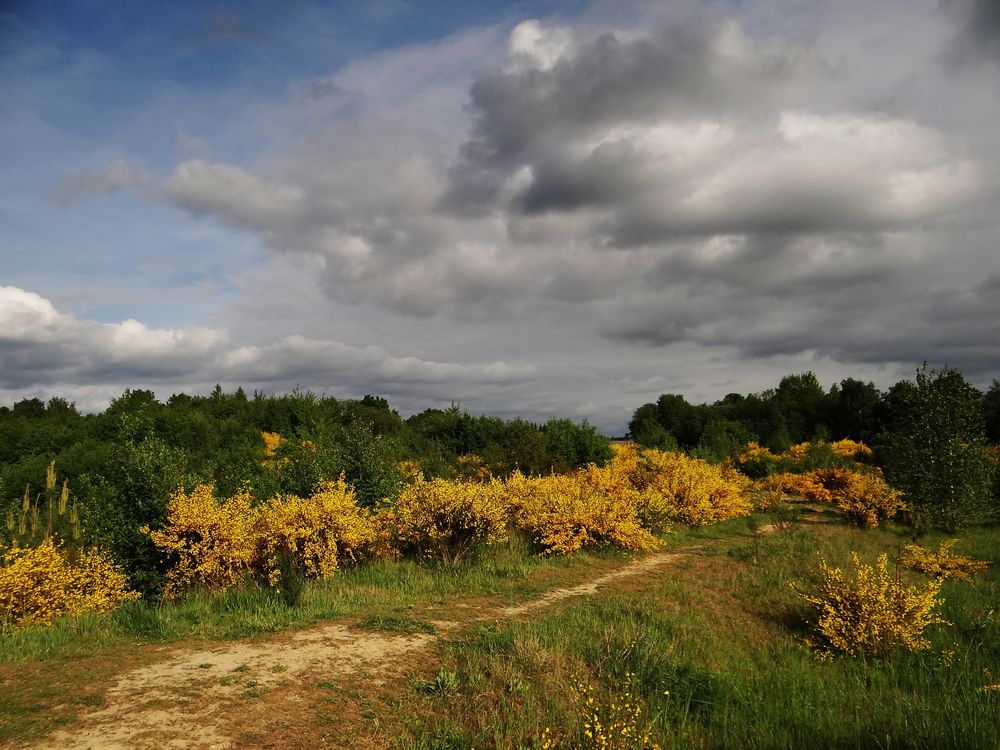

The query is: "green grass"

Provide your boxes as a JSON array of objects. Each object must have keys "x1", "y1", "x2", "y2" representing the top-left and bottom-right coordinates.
[
  {"x1": 3, "y1": 516, "x2": 998, "y2": 748},
  {"x1": 402, "y1": 518, "x2": 1000, "y2": 750},
  {"x1": 0, "y1": 533, "x2": 605, "y2": 663},
  {"x1": 356, "y1": 615, "x2": 438, "y2": 635}
]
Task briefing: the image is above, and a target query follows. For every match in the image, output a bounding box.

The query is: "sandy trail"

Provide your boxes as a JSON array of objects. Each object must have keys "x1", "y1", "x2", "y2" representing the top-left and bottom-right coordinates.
[{"x1": 29, "y1": 546, "x2": 704, "y2": 750}]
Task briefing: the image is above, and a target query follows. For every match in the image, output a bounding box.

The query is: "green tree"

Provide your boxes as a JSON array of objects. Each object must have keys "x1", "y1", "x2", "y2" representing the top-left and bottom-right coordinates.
[
  {"x1": 881, "y1": 365, "x2": 995, "y2": 531},
  {"x1": 984, "y1": 379, "x2": 1000, "y2": 444}
]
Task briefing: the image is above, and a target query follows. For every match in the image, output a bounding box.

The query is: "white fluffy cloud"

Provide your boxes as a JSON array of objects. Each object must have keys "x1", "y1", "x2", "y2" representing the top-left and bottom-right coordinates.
[{"x1": 0, "y1": 286, "x2": 536, "y2": 397}]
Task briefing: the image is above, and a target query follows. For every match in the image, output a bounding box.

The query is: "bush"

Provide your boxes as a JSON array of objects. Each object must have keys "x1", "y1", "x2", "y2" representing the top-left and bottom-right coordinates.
[
  {"x1": 829, "y1": 470, "x2": 906, "y2": 528},
  {"x1": 514, "y1": 473, "x2": 655, "y2": 555},
  {"x1": 145, "y1": 485, "x2": 259, "y2": 599},
  {"x1": 757, "y1": 467, "x2": 905, "y2": 527},
  {"x1": 257, "y1": 478, "x2": 377, "y2": 582},
  {"x1": 798, "y1": 552, "x2": 945, "y2": 658},
  {"x1": 392, "y1": 477, "x2": 509, "y2": 563},
  {"x1": 0, "y1": 538, "x2": 139, "y2": 627},
  {"x1": 899, "y1": 539, "x2": 990, "y2": 581},
  {"x1": 631, "y1": 449, "x2": 751, "y2": 527}
]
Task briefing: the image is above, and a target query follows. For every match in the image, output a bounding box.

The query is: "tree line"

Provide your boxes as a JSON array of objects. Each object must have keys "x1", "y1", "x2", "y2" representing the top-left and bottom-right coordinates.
[
  {"x1": 0, "y1": 388, "x2": 609, "y2": 594},
  {"x1": 629, "y1": 366, "x2": 1000, "y2": 531},
  {"x1": 1, "y1": 366, "x2": 997, "y2": 594}
]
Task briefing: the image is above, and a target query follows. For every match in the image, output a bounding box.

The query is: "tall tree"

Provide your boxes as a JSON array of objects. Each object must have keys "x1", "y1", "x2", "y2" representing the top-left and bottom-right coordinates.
[{"x1": 881, "y1": 365, "x2": 995, "y2": 530}]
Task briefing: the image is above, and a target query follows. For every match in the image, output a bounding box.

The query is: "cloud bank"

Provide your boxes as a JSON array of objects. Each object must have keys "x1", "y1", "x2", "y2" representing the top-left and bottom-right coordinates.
[{"x1": 3, "y1": 0, "x2": 999, "y2": 430}]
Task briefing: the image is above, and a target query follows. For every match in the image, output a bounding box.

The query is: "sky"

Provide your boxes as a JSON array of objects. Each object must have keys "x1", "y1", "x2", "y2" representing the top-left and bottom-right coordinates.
[{"x1": 1, "y1": 0, "x2": 998, "y2": 434}]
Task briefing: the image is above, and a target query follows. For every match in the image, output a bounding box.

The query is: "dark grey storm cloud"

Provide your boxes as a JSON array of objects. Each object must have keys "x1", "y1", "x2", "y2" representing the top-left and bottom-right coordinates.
[
  {"x1": 442, "y1": 18, "x2": 821, "y2": 216},
  {"x1": 946, "y1": 0, "x2": 1000, "y2": 63}
]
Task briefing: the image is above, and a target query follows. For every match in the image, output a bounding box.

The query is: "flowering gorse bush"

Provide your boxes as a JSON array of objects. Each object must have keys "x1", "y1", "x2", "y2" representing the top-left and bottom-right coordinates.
[
  {"x1": 899, "y1": 539, "x2": 990, "y2": 581},
  {"x1": 392, "y1": 476, "x2": 510, "y2": 563},
  {"x1": 257, "y1": 478, "x2": 378, "y2": 583},
  {"x1": 147, "y1": 441, "x2": 755, "y2": 590},
  {"x1": 629, "y1": 449, "x2": 751, "y2": 527},
  {"x1": 145, "y1": 485, "x2": 259, "y2": 599},
  {"x1": 830, "y1": 470, "x2": 906, "y2": 528},
  {"x1": 0, "y1": 538, "x2": 139, "y2": 627},
  {"x1": 829, "y1": 439, "x2": 874, "y2": 460},
  {"x1": 738, "y1": 440, "x2": 872, "y2": 479},
  {"x1": 515, "y1": 473, "x2": 655, "y2": 555},
  {"x1": 753, "y1": 466, "x2": 905, "y2": 528},
  {"x1": 798, "y1": 552, "x2": 945, "y2": 658}
]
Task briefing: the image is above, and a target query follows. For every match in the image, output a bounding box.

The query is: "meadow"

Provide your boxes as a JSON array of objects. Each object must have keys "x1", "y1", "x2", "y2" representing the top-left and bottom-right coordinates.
[
  {"x1": 2, "y1": 367, "x2": 999, "y2": 748},
  {"x1": 1, "y1": 438, "x2": 998, "y2": 749}
]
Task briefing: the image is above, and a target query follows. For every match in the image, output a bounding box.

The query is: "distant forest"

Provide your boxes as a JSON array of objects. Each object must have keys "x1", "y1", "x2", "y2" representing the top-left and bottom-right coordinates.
[
  {"x1": 629, "y1": 370, "x2": 1000, "y2": 458},
  {"x1": 1, "y1": 367, "x2": 997, "y2": 593}
]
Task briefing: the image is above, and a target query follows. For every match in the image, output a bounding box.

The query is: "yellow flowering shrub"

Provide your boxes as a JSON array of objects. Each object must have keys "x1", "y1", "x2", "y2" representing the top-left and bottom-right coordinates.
[
  {"x1": 257, "y1": 478, "x2": 378, "y2": 583},
  {"x1": 559, "y1": 672, "x2": 662, "y2": 750},
  {"x1": 830, "y1": 439, "x2": 873, "y2": 460},
  {"x1": 392, "y1": 477, "x2": 510, "y2": 563},
  {"x1": 785, "y1": 442, "x2": 811, "y2": 460},
  {"x1": 798, "y1": 552, "x2": 946, "y2": 658},
  {"x1": 738, "y1": 442, "x2": 779, "y2": 465},
  {"x1": 69, "y1": 547, "x2": 141, "y2": 613},
  {"x1": 397, "y1": 459, "x2": 424, "y2": 483},
  {"x1": 145, "y1": 485, "x2": 260, "y2": 599},
  {"x1": 455, "y1": 454, "x2": 491, "y2": 482},
  {"x1": 0, "y1": 539, "x2": 138, "y2": 627},
  {"x1": 749, "y1": 475, "x2": 788, "y2": 510},
  {"x1": 631, "y1": 450, "x2": 752, "y2": 527},
  {"x1": 762, "y1": 471, "x2": 836, "y2": 502},
  {"x1": 515, "y1": 473, "x2": 656, "y2": 555},
  {"x1": 899, "y1": 539, "x2": 990, "y2": 581},
  {"x1": 829, "y1": 470, "x2": 906, "y2": 528}
]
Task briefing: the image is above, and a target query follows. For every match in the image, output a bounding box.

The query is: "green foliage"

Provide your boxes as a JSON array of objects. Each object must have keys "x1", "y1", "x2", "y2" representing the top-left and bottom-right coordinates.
[
  {"x1": 543, "y1": 418, "x2": 613, "y2": 469},
  {"x1": 881, "y1": 365, "x2": 995, "y2": 530},
  {"x1": 984, "y1": 379, "x2": 1000, "y2": 444}
]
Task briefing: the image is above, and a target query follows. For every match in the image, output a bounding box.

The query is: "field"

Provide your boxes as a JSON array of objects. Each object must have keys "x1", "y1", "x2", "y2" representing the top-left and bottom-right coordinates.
[{"x1": 1, "y1": 503, "x2": 998, "y2": 749}]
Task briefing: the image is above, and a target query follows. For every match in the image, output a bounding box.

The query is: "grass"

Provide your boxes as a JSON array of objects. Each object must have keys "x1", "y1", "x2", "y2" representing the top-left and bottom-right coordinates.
[
  {"x1": 2, "y1": 513, "x2": 998, "y2": 748},
  {"x1": 0, "y1": 533, "x2": 603, "y2": 664},
  {"x1": 0, "y1": 533, "x2": 637, "y2": 744},
  {"x1": 356, "y1": 615, "x2": 438, "y2": 635},
  {"x1": 401, "y1": 514, "x2": 1000, "y2": 750}
]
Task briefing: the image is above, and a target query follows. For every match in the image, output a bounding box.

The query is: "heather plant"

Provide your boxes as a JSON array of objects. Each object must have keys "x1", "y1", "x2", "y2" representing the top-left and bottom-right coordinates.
[
  {"x1": 899, "y1": 539, "x2": 990, "y2": 581},
  {"x1": 798, "y1": 552, "x2": 946, "y2": 658}
]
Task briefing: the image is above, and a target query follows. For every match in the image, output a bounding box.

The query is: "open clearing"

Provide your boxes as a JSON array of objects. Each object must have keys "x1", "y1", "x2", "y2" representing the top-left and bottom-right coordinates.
[{"x1": 18, "y1": 545, "x2": 709, "y2": 749}]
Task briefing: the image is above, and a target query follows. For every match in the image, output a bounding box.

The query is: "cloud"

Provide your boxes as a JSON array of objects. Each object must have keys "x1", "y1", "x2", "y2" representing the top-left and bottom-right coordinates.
[
  {"x1": 56, "y1": 159, "x2": 152, "y2": 202},
  {"x1": 0, "y1": 286, "x2": 536, "y2": 396},
  {"x1": 164, "y1": 159, "x2": 307, "y2": 232},
  {"x1": 944, "y1": 0, "x2": 1000, "y2": 65},
  {"x1": 37, "y1": 1, "x2": 997, "y2": 427}
]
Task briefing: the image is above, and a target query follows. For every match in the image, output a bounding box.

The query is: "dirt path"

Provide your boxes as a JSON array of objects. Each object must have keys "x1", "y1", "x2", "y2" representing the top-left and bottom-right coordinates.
[{"x1": 29, "y1": 546, "x2": 707, "y2": 750}]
